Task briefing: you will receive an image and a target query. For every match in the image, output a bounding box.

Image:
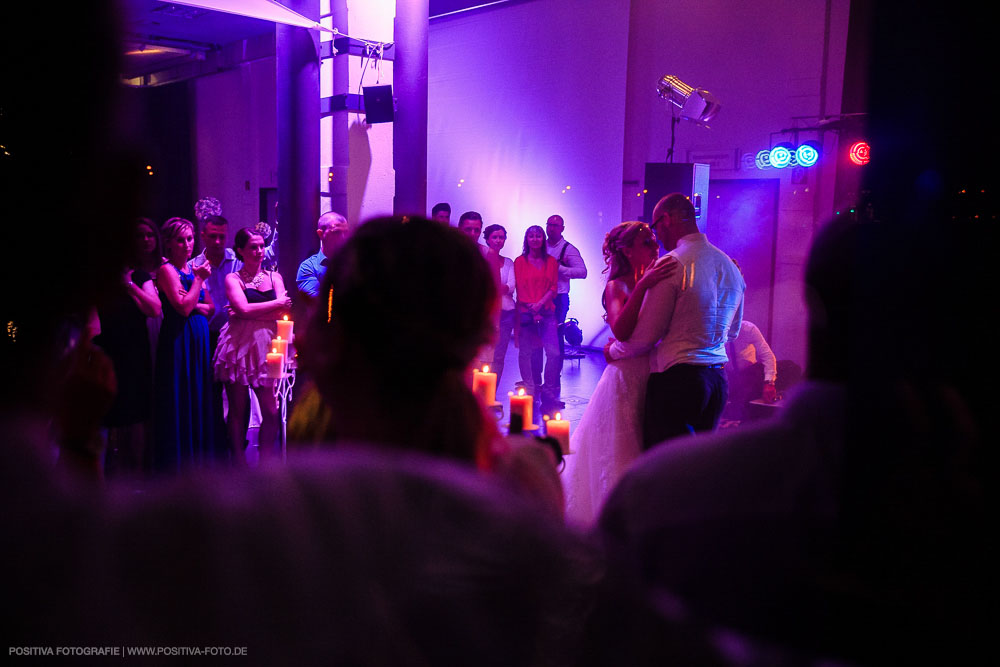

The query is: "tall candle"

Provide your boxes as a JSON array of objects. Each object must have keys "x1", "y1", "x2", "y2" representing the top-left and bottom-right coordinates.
[
  {"x1": 270, "y1": 336, "x2": 289, "y2": 358},
  {"x1": 472, "y1": 365, "x2": 497, "y2": 405},
  {"x1": 276, "y1": 315, "x2": 294, "y2": 343},
  {"x1": 266, "y1": 347, "x2": 284, "y2": 379},
  {"x1": 545, "y1": 412, "x2": 571, "y2": 455},
  {"x1": 509, "y1": 387, "x2": 533, "y2": 430}
]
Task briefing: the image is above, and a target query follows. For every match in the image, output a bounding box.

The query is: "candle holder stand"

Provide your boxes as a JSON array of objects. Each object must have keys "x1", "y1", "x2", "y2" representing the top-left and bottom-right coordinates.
[{"x1": 272, "y1": 367, "x2": 296, "y2": 463}]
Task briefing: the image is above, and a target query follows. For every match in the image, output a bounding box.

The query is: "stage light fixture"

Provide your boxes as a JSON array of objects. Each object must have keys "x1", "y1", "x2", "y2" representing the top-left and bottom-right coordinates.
[
  {"x1": 849, "y1": 141, "x2": 871, "y2": 165},
  {"x1": 769, "y1": 143, "x2": 794, "y2": 169},
  {"x1": 795, "y1": 141, "x2": 821, "y2": 167},
  {"x1": 755, "y1": 150, "x2": 772, "y2": 169},
  {"x1": 656, "y1": 75, "x2": 721, "y2": 126}
]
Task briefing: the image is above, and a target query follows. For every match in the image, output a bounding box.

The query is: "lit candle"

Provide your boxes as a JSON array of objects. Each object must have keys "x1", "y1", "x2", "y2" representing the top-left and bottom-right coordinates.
[
  {"x1": 544, "y1": 412, "x2": 571, "y2": 455},
  {"x1": 276, "y1": 315, "x2": 294, "y2": 343},
  {"x1": 471, "y1": 364, "x2": 497, "y2": 405},
  {"x1": 266, "y1": 347, "x2": 284, "y2": 379},
  {"x1": 270, "y1": 335, "x2": 288, "y2": 358},
  {"x1": 509, "y1": 387, "x2": 533, "y2": 430}
]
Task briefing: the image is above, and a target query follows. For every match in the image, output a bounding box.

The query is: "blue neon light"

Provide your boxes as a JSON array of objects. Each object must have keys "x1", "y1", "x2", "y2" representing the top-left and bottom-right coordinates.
[
  {"x1": 795, "y1": 141, "x2": 820, "y2": 167},
  {"x1": 769, "y1": 145, "x2": 792, "y2": 169}
]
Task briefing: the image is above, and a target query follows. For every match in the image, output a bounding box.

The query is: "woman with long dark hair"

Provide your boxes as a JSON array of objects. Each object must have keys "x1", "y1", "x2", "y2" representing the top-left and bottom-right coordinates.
[
  {"x1": 94, "y1": 219, "x2": 163, "y2": 477},
  {"x1": 562, "y1": 221, "x2": 675, "y2": 524},
  {"x1": 513, "y1": 225, "x2": 560, "y2": 411}
]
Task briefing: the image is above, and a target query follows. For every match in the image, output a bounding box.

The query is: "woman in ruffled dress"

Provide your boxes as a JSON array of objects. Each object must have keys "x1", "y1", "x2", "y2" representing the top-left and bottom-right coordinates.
[{"x1": 214, "y1": 227, "x2": 292, "y2": 464}]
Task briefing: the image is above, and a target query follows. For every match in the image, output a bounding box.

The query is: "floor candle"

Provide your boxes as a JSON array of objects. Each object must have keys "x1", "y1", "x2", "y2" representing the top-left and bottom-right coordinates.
[
  {"x1": 544, "y1": 412, "x2": 571, "y2": 454},
  {"x1": 472, "y1": 365, "x2": 498, "y2": 405},
  {"x1": 509, "y1": 387, "x2": 533, "y2": 430}
]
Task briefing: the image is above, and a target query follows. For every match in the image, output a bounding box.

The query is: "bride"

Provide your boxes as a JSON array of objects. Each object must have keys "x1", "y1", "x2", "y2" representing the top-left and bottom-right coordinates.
[{"x1": 562, "y1": 221, "x2": 676, "y2": 524}]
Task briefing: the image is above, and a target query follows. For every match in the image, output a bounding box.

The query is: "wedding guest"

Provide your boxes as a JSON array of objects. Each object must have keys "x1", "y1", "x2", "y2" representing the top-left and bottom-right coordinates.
[
  {"x1": 134, "y1": 217, "x2": 166, "y2": 358},
  {"x1": 94, "y1": 219, "x2": 163, "y2": 477},
  {"x1": 214, "y1": 228, "x2": 292, "y2": 463},
  {"x1": 304, "y1": 216, "x2": 498, "y2": 466},
  {"x1": 153, "y1": 217, "x2": 219, "y2": 473},
  {"x1": 514, "y1": 225, "x2": 561, "y2": 412},
  {"x1": 431, "y1": 201, "x2": 451, "y2": 224},
  {"x1": 484, "y1": 223, "x2": 516, "y2": 384},
  {"x1": 296, "y1": 211, "x2": 348, "y2": 298}
]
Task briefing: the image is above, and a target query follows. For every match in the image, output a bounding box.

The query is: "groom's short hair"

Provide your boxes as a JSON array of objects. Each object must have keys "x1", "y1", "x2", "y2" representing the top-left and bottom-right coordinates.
[{"x1": 657, "y1": 193, "x2": 696, "y2": 223}]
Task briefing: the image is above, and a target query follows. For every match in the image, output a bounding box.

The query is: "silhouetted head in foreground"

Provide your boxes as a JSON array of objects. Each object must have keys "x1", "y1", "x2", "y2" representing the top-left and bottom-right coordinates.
[{"x1": 305, "y1": 216, "x2": 498, "y2": 465}]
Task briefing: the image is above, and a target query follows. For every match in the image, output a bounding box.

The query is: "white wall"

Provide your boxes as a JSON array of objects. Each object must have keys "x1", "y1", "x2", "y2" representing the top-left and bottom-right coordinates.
[
  {"x1": 192, "y1": 58, "x2": 277, "y2": 242},
  {"x1": 320, "y1": 0, "x2": 396, "y2": 225},
  {"x1": 428, "y1": 0, "x2": 631, "y2": 345}
]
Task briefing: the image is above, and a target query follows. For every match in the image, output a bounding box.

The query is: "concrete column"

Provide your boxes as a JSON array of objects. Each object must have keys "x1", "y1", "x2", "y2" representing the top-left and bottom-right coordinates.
[
  {"x1": 392, "y1": 0, "x2": 428, "y2": 216},
  {"x1": 276, "y1": 0, "x2": 320, "y2": 282}
]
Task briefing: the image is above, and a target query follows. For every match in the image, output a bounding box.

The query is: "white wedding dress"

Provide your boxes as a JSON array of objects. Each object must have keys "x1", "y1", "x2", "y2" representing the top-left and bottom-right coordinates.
[{"x1": 562, "y1": 352, "x2": 650, "y2": 526}]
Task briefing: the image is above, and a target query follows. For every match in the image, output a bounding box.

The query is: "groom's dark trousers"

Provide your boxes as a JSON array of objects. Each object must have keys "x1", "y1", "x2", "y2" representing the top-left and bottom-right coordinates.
[{"x1": 642, "y1": 363, "x2": 728, "y2": 450}]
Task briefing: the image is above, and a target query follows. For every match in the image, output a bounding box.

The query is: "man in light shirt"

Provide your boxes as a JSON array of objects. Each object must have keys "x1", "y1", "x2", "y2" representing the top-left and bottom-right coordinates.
[
  {"x1": 296, "y1": 211, "x2": 349, "y2": 298},
  {"x1": 606, "y1": 193, "x2": 744, "y2": 448}
]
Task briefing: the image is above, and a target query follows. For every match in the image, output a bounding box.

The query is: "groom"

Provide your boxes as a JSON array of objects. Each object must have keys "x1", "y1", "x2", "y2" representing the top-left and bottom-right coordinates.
[{"x1": 605, "y1": 194, "x2": 744, "y2": 449}]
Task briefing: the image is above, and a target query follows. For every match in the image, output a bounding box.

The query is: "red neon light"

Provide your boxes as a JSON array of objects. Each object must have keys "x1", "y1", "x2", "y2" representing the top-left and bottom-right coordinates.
[{"x1": 849, "y1": 141, "x2": 871, "y2": 166}]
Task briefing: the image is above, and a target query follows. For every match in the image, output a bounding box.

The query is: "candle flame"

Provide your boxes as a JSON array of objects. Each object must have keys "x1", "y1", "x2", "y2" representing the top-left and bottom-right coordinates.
[
  {"x1": 276, "y1": 335, "x2": 282, "y2": 341},
  {"x1": 555, "y1": 412, "x2": 562, "y2": 420},
  {"x1": 482, "y1": 365, "x2": 489, "y2": 373},
  {"x1": 517, "y1": 387, "x2": 525, "y2": 396},
  {"x1": 543, "y1": 415, "x2": 549, "y2": 421},
  {"x1": 272, "y1": 348, "x2": 278, "y2": 354},
  {"x1": 283, "y1": 315, "x2": 289, "y2": 321}
]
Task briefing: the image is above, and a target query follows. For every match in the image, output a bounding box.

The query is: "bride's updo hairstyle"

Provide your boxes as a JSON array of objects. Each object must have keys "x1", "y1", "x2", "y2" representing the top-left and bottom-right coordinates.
[
  {"x1": 304, "y1": 216, "x2": 498, "y2": 465},
  {"x1": 602, "y1": 221, "x2": 651, "y2": 282}
]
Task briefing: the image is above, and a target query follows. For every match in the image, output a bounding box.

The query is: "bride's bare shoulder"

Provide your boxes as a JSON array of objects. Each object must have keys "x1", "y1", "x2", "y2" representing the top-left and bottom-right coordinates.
[{"x1": 604, "y1": 278, "x2": 630, "y2": 299}]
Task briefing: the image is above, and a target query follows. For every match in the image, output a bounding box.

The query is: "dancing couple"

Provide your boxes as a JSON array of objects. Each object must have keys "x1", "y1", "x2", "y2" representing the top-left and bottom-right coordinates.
[{"x1": 564, "y1": 195, "x2": 745, "y2": 523}]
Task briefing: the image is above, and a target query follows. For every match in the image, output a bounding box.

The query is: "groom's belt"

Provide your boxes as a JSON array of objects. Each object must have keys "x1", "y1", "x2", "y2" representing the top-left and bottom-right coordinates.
[{"x1": 672, "y1": 362, "x2": 726, "y2": 370}]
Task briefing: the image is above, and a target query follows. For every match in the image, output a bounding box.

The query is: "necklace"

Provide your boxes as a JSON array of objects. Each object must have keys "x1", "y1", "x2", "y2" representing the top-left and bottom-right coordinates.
[{"x1": 240, "y1": 267, "x2": 266, "y2": 290}]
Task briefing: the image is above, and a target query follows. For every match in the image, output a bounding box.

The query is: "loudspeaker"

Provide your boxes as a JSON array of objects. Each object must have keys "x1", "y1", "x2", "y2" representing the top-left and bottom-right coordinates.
[
  {"x1": 362, "y1": 85, "x2": 394, "y2": 124},
  {"x1": 642, "y1": 163, "x2": 710, "y2": 223}
]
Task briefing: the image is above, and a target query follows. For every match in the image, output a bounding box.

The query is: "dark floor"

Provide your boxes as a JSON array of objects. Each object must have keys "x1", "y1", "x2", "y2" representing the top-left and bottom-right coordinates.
[
  {"x1": 492, "y1": 344, "x2": 607, "y2": 431},
  {"x1": 490, "y1": 344, "x2": 783, "y2": 435}
]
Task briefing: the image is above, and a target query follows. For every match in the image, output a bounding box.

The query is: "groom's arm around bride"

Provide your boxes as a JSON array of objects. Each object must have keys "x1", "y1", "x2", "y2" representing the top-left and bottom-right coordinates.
[{"x1": 607, "y1": 194, "x2": 745, "y2": 450}]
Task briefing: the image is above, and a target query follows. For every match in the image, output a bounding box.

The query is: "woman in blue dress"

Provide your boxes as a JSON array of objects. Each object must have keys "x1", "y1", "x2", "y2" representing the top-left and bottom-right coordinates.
[{"x1": 153, "y1": 217, "x2": 218, "y2": 473}]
